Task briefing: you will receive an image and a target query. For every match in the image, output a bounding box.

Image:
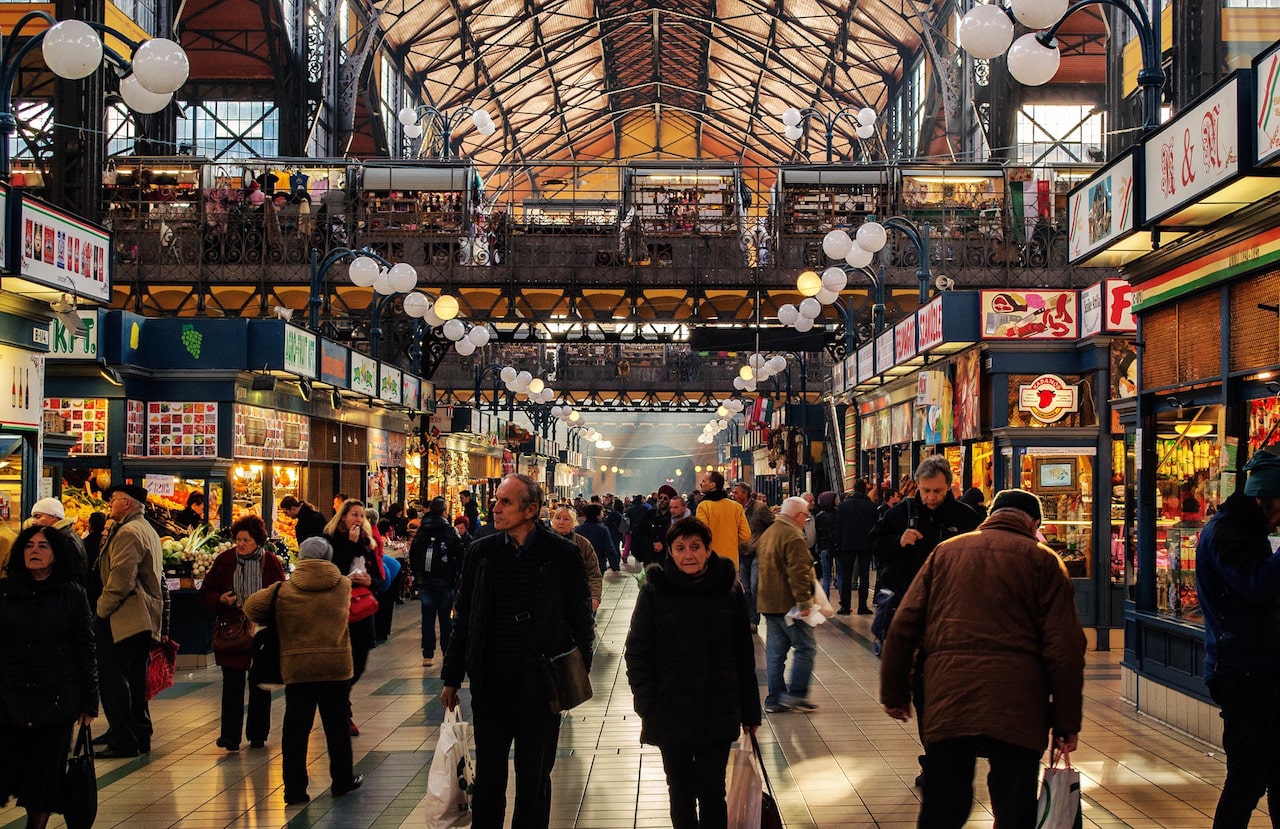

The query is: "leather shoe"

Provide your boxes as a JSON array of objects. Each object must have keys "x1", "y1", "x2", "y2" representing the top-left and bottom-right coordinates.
[
  {"x1": 284, "y1": 793, "x2": 310, "y2": 806},
  {"x1": 96, "y1": 745, "x2": 141, "y2": 759},
  {"x1": 216, "y1": 738, "x2": 240, "y2": 751},
  {"x1": 249, "y1": 740, "x2": 266, "y2": 749},
  {"x1": 857, "y1": 606, "x2": 873, "y2": 615},
  {"x1": 91, "y1": 731, "x2": 113, "y2": 746},
  {"x1": 836, "y1": 608, "x2": 852, "y2": 616},
  {"x1": 331, "y1": 774, "x2": 364, "y2": 797}
]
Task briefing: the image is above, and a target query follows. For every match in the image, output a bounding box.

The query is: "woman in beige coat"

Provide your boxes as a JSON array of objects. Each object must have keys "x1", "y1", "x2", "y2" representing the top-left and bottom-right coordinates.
[{"x1": 245, "y1": 536, "x2": 363, "y2": 807}]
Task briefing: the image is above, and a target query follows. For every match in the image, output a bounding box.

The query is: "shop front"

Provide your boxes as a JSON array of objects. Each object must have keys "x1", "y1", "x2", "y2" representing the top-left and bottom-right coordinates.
[
  {"x1": 836, "y1": 288, "x2": 1131, "y2": 642},
  {"x1": 1066, "y1": 46, "x2": 1280, "y2": 743}
]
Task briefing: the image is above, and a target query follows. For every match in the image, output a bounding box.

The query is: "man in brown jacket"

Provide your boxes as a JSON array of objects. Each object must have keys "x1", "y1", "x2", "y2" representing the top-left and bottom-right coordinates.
[
  {"x1": 757, "y1": 496, "x2": 817, "y2": 713},
  {"x1": 880, "y1": 489, "x2": 1085, "y2": 828}
]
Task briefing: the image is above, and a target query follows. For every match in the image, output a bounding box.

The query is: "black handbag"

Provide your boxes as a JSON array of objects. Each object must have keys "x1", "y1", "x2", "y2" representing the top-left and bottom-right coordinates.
[
  {"x1": 63, "y1": 723, "x2": 97, "y2": 829},
  {"x1": 750, "y1": 731, "x2": 784, "y2": 829},
  {"x1": 248, "y1": 583, "x2": 283, "y2": 690},
  {"x1": 544, "y1": 647, "x2": 592, "y2": 713}
]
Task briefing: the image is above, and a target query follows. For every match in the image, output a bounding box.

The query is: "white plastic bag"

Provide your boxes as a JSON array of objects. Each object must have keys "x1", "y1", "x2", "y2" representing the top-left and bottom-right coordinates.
[
  {"x1": 1036, "y1": 747, "x2": 1082, "y2": 829},
  {"x1": 785, "y1": 605, "x2": 827, "y2": 627},
  {"x1": 811, "y1": 576, "x2": 836, "y2": 618},
  {"x1": 726, "y1": 739, "x2": 762, "y2": 829},
  {"x1": 426, "y1": 707, "x2": 475, "y2": 827}
]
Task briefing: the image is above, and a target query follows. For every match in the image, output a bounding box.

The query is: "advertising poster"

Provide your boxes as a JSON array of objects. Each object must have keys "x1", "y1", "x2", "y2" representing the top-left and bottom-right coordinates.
[
  {"x1": 147, "y1": 402, "x2": 218, "y2": 457},
  {"x1": 42, "y1": 397, "x2": 107, "y2": 455},
  {"x1": 981, "y1": 290, "x2": 1079, "y2": 340},
  {"x1": 953, "y1": 350, "x2": 982, "y2": 441}
]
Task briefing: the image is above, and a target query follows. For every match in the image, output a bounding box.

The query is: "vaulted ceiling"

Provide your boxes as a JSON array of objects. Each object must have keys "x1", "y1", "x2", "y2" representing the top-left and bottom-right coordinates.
[{"x1": 377, "y1": 0, "x2": 946, "y2": 166}]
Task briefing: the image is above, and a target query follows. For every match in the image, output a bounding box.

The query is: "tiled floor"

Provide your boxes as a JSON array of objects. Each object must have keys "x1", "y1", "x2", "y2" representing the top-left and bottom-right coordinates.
[{"x1": 1, "y1": 565, "x2": 1266, "y2": 828}]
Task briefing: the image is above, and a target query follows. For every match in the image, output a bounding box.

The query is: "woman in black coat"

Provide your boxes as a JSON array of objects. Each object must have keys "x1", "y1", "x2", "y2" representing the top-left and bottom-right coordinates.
[
  {"x1": 0, "y1": 525, "x2": 97, "y2": 829},
  {"x1": 625, "y1": 517, "x2": 761, "y2": 828}
]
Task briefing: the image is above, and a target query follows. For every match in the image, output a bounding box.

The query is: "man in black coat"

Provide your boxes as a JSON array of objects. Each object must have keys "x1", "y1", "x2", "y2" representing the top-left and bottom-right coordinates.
[
  {"x1": 408, "y1": 497, "x2": 465, "y2": 667},
  {"x1": 441, "y1": 474, "x2": 594, "y2": 829},
  {"x1": 624, "y1": 494, "x2": 652, "y2": 564},
  {"x1": 280, "y1": 496, "x2": 326, "y2": 544},
  {"x1": 867, "y1": 455, "x2": 979, "y2": 787},
  {"x1": 836, "y1": 479, "x2": 880, "y2": 614}
]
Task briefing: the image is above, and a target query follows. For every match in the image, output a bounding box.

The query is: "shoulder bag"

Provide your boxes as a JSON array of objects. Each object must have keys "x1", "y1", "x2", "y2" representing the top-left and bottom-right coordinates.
[
  {"x1": 349, "y1": 586, "x2": 378, "y2": 622},
  {"x1": 248, "y1": 582, "x2": 284, "y2": 689},
  {"x1": 543, "y1": 646, "x2": 592, "y2": 713},
  {"x1": 212, "y1": 608, "x2": 254, "y2": 654},
  {"x1": 63, "y1": 723, "x2": 97, "y2": 829}
]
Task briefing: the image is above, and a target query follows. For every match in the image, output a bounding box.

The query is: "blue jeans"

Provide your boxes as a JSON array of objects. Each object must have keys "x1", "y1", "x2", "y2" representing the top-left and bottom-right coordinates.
[
  {"x1": 740, "y1": 554, "x2": 759, "y2": 625},
  {"x1": 419, "y1": 583, "x2": 456, "y2": 659},
  {"x1": 819, "y1": 548, "x2": 833, "y2": 598},
  {"x1": 764, "y1": 613, "x2": 816, "y2": 706}
]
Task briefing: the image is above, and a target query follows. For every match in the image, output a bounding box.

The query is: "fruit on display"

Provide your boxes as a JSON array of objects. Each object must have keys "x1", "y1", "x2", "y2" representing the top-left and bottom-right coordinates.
[
  {"x1": 172, "y1": 525, "x2": 230, "y2": 579},
  {"x1": 61, "y1": 485, "x2": 109, "y2": 536}
]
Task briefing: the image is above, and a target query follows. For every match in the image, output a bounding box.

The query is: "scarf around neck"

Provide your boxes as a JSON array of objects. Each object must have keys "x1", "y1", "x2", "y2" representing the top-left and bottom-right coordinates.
[{"x1": 232, "y1": 548, "x2": 264, "y2": 605}]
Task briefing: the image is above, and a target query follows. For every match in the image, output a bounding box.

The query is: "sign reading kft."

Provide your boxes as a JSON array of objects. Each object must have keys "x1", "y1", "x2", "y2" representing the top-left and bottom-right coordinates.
[{"x1": 1017, "y1": 374, "x2": 1080, "y2": 424}]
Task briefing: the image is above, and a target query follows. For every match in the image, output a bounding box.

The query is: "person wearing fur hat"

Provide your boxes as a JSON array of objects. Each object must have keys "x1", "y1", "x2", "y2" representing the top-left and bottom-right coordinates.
[
  {"x1": 28, "y1": 496, "x2": 87, "y2": 576},
  {"x1": 880, "y1": 488, "x2": 1085, "y2": 828},
  {"x1": 625, "y1": 517, "x2": 760, "y2": 826},
  {"x1": 1196, "y1": 450, "x2": 1280, "y2": 827}
]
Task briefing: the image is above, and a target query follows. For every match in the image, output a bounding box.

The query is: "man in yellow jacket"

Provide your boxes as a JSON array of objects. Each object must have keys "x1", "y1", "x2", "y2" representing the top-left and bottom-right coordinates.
[{"x1": 695, "y1": 470, "x2": 749, "y2": 569}]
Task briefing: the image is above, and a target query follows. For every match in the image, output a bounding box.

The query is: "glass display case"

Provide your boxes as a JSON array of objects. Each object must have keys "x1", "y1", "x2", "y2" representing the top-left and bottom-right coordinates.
[
  {"x1": 1152, "y1": 406, "x2": 1225, "y2": 619},
  {"x1": 1019, "y1": 452, "x2": 1093, "y2": 578},
  {"x1": 970, "y1": 441, "x2": 994, "y2": 501}
]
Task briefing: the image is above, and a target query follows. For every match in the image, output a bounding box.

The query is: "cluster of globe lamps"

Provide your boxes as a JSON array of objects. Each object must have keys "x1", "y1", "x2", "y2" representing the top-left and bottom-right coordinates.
[
  {"x1": 698, "y1": 398, "x2": 747, "y2": 445},
  {"x1": 772, "y1": 221, "x2": 889, "y2": 333},
  {"x1": 42, "y1": 20, "x2": 190, "y2": 113},
  {"x1": 346, "y1": 256, "x2": 484, "y2": 355},
  {"x1": 956, "y1": 0, "x2": 1071, "y2": 87}
]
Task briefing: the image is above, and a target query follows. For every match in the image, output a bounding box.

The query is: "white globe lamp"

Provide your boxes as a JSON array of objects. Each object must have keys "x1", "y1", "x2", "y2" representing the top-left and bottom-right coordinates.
[
  {"x1": 798, "y1": 297, "x2": 822, "y2": 319},
  {"x1": 118, "y1": 74, "x2": 171, "y2": 114},
  {"x1": 781, "y1": 107, "x2": 803, "y2": 127},
  {"x1": 130, "y1": 38, "x2": 189, "y2": 95},
  {"x1": 433, "y1": 294, "x2": 460, "y2": 321},
  {"x1": 388, "y1": 262, "x2": 417, "y2": 293},
  {"x1": 845, "y1": 244, "x2": 874, "y2": 269},
  {"x1": 822, "y1": 229, "x2": 853, "y2": 260},
  {"x1": 1010, "y1": 0, "x2": 1068, "y2": 30},
  {"x1": 958, "y1": 3, "x2": 1016, "y2": 60},
  {"x1": 777, "y1": 304, "x2": 799, "y2": 326},
  {"x1": 1007, "y1": 33, "x2": 1061, "y2": 86},
  {"x1": 348, "y1": 256, "x2": 380, "y2": 287},
  {"x1": 42, "y1": 21, "x2": 103, "y2": 80}
]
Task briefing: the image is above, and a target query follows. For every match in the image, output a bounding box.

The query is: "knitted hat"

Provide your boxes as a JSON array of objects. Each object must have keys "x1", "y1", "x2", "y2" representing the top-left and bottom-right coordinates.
[
  {"x1": 30, "y1": 497, "x2": 64, "y2": 519},
  {"x1": 1245, "y1": 450, "x2": 1280, "y2": 497},
  {"x1": 817, "y1": 491, "x2": 837, "y2": 509},
  {"x1": 657, "y1": 484, "x2": 678, "y2": 498},
  {"x1": 989, "y1": 489, "x2": 1042, "y2": 521}
]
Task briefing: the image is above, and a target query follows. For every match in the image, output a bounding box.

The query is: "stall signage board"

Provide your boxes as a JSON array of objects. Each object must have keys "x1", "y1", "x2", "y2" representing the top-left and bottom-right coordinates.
[
  {"x1": 894, "y1": 316, "x2": 917, "y2": 364},
  {"x1": 1017, "y1": 374, "x2": 1080, "y2": 424},
  {"x1": 403, "y1": 374, "x2": 421, "y2": 410},
  {"x1": 45, "y1": 311, "x2": 98, "y2": 360},
  {"x1": 0, "y1": 346, "x2": 43, "y2": 429},
  {"x1": 143, "y1": 475, "x2": 174, "y2": 497},
  {"x1": 875, "y1": 328, "x2": 895, "y2": 375},
  {"x1": 857, "y1": 343, "x2": 875, "y2": 384},
  {"x1": 1104, "y1": 279, "x2": 1136, "y2": 331},
  {"x1": 379, "y1": 364, "x2": 402, "y2": 404},
  {"x1": 147, "y1": 401, "x2": 218, "y2": 457},
  {"x1": 1080, "y1": 283, "x2": 1104, "y2": 337},
  {"x1": 1144, "y1": 76, "x2": 1241, "y2": 222},
  {"x1": 350, "y1": 352, "x2": 376, "y2": 396},
  {"x1": 319, "y1": 340, "x2": 347, "y2": 388},
  {"x1": 233, "y1": 403, "x2": 309, "y2": 462},
  {"x1": 981, "y1": 290, "x2": 1079, "y2": 340},
  {"x1": 17, "y1": 196, "x2": 111, "y2": 302},
  {"x1": 1069, "y1": 152, "x2": 1136, "y2": 263},
  {"x1": 283, "y1": 326, "x2": 317, "y2": 378},
  {"x1": 917, "y1": 296, "x2": 944, "y2": 351},
  {"x1": 1258, "y1": 41, "x2": 1280, "y2": 165}
]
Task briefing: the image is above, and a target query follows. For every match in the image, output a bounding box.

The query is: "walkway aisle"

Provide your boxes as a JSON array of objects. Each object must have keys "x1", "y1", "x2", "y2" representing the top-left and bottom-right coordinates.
[{"x1": 0, "y1": 567, "x2": 1264, "y2": 828}]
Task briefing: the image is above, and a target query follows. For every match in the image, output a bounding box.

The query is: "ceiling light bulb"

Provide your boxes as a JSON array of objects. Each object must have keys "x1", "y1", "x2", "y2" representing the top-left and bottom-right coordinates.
[
  {"x1": 797, "y1": 270, "x2": 823, "y2": 297},
  {"x1": 433, "y1": 294, "x2": 460, "y2": 321},
  {"x1": 739, "y1": 365, "x2": 754, "y2": 381}
]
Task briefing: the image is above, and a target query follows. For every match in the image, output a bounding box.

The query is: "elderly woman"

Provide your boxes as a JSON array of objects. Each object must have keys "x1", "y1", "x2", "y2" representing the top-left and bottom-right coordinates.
[
  {"x1": 551, "y1": 506, "x2": 603, "y2": 612},
  {"x1": 625, "y1": 517, "x2": 761, "y2": 827},
  {"x1": 199, "y1": 515, "x2": 286, "y2": 751},
  {"x1": 246, "y1": 536, "x2": 361, "y2": 805},
  {"x1": 324, "y1": 499, "x2": 382, "y2": 736},
  {"x1": 0, "y1": 525, "x2": 97, "y2": 829}
]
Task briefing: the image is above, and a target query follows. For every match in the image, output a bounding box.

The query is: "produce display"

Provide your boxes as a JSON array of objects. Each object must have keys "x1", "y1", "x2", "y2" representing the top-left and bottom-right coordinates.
[
  {"x1": 61, "y1": 486, "x2": 109, "y2": 536},
  {"x1": 160, "y1": 525, "x2": 231, "y2": 580}
]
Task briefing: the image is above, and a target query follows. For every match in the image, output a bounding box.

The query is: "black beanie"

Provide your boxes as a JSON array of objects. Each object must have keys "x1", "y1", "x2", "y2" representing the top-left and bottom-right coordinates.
[{"x1": 989, "y1": 489, "x2": 1042, "y2": 521}]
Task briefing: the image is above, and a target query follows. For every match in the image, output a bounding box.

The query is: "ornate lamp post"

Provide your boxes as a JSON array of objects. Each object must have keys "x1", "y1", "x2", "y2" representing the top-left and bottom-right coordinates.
[
  {"x1": 780, "y1": 105, "x2": 879, "y2": 162},
  {"x1": 0, "y1": 14, "x2": 189, "y2": 177},
  {"x1": 397, "y1": 104, "x2": 497, "y2": 159},
  {"x1": 957, "y1": 0, "x2": 1163, "y2": 131}
]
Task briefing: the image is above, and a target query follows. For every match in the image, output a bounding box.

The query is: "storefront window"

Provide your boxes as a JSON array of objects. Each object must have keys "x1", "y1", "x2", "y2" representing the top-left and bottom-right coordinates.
[
  {"x1": 1153, "y1": 405, "x2": 1223, "y2": 619},
  {"x1": 1018, "y1": 450, "x2": 1093, "y2": 579},
  {"x1": 0, "y1": 435, "x2": 27, "y2": 533},
  {"x1": 146, "y1": 476, "x2": 219, "y2": 535},
  {"x1": 970, "y1": 441, "x2": 994, "y2": 500},
  {"x1": 232, "y1": 464, "x2": 263, "y2": 523},
  {"x1": 1116, "y1": 435, "x2": 1136, "y2": 591}
]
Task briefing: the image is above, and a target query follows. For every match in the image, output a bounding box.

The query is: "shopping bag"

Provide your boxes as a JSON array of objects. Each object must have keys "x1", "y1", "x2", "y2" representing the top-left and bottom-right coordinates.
[
  {"x1": 426, "y1": 707, "x2": 475, "y2": 827},
  {"x1": 248, "y1": 583, "x2": 284, "y2": 690},
  {"x1": 726, "y1": 739, "x2": 762, "y2": 829},
  {"x1": 750, "y1": 731, "x2": 784, "y2": 829},
  {"x1": 811, "y1": 576, "x2": 836, "y2": 618},
  {"x1": 146, "y1": 638, "x2": 179, "y2": 700},
  {"x1": 62, "y1": 723, "x2": 97, "y2": 829},
  {"x1": 1036, "y1": 746, "x2": 1082, "y2": 829}
]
